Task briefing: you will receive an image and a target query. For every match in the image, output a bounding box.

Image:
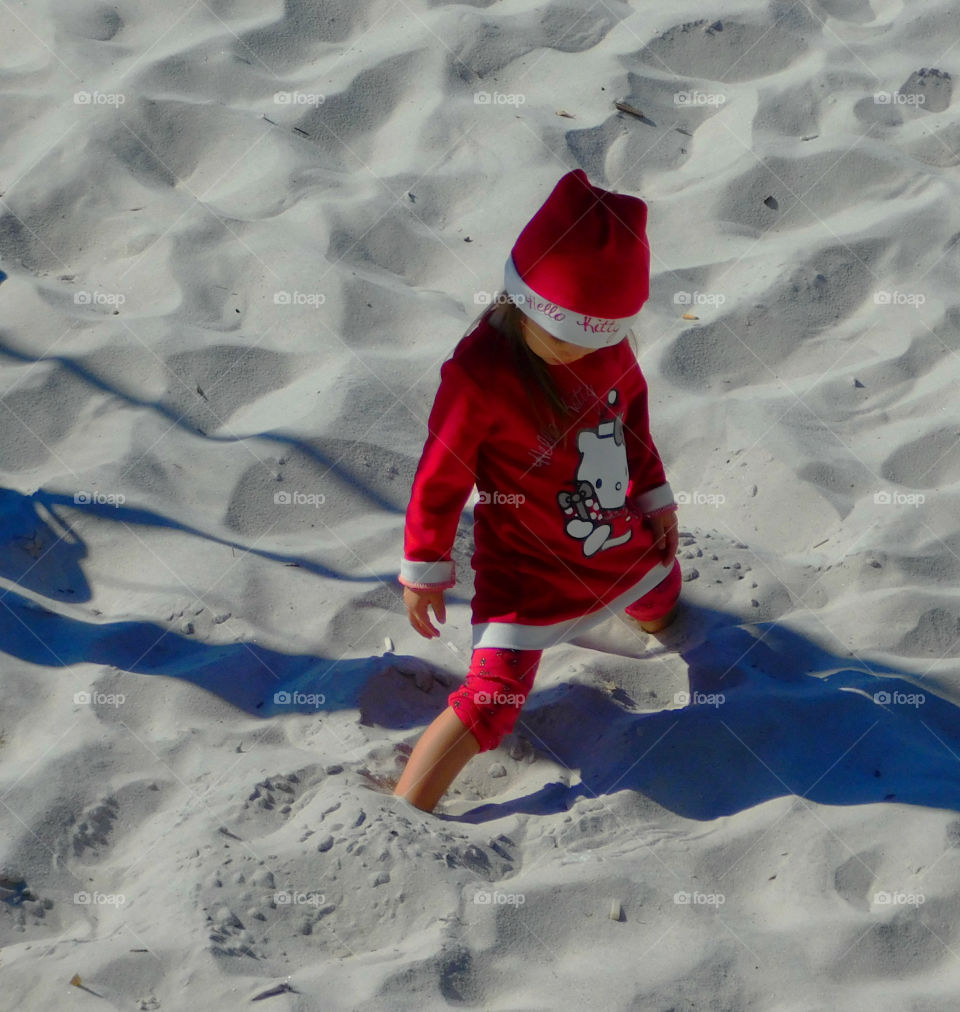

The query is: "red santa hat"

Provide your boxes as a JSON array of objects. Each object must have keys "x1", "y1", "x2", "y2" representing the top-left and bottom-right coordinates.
[{"x1": 502, "y1": 169, "x2": 650, "y2": 349}]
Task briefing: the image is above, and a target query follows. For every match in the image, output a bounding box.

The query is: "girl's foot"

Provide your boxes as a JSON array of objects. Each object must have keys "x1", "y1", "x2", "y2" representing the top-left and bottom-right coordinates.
[
  {"x1": 639, "y1": 603, "x2": 679, "y2": 634},
  {"x1": 358, "y1": 768, "x2": 399, "y2": 794}
]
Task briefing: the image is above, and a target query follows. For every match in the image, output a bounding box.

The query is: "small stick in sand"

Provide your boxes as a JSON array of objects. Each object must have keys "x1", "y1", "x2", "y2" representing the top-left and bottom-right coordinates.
[
  {"x1": 614, "y1": 100, "x2": 645, "y2": 120},
  {"x1": 70, "y1": 974, "x2": 104, "y2": 997},
  {"x1": 251, "y1": 981, "x2": 298, "y2": 1001}
]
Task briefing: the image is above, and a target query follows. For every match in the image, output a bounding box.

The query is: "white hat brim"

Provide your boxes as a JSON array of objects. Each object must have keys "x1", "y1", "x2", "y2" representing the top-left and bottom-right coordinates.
[{"x1": 502, "y1": 255, "x2": 637, "y2": 349}]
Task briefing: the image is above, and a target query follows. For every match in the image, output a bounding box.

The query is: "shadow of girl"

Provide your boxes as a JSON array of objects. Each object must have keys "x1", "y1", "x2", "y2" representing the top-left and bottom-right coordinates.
[
  {"x1": 0, "y1": 487, "x2": 89, "y2": 601},
  {"x1": 0, "y1": 488, "x2": 442, "y2": 722},
  {"x1": 449, "y1": 605, "x2": 960, "y2": 822},
  {"x1": 0, "y1": 571, "x2": 439, "y2": 720}
]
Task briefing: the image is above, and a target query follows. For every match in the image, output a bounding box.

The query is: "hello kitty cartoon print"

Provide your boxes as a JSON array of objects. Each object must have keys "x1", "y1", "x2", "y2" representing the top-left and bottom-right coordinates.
[{"x1": 558, "y1": 388, "x2": 637, "y2": 557}]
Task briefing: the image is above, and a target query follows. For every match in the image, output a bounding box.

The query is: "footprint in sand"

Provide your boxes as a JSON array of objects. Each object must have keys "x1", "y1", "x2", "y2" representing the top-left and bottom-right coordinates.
[
  {"x1": 634, "y1": 16, "x2": 812, "y2": 84},
  {"x1": 235, "y1": 765, "x2": 327, "y2": 833},
  {"x1": 69, "y1": 797, "x2": 121, "y2": 860},
  {"x1": 0, "y1": 872, "x2": 57, "y2": 941},
  {"x1": 200, "y1": 770, "x2": 517, "y2": 963}
]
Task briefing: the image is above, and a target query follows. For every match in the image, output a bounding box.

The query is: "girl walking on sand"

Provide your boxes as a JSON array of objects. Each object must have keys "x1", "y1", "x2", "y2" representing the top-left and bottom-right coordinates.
[{"x1": 393, "y1": 169, "x2": 680, "y2": 813}]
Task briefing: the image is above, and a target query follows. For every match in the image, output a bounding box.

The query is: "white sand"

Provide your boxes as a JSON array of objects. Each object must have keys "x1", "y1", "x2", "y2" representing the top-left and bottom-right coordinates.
[{"x1": 2, "y1": 1, "x2": 960, "y2": 1008}]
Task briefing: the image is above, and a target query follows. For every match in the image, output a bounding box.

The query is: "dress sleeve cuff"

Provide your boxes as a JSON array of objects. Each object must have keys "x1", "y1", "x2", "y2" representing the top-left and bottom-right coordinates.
[
  {"x1": 398, "y1": 558, "x2": 455, "y2": 589},
  {"x1": 644, "y1": 502, "x2": 678, "y2": 518},
  {"x1": 634, "y1": 481, "x2": 676, "y2": 515}
]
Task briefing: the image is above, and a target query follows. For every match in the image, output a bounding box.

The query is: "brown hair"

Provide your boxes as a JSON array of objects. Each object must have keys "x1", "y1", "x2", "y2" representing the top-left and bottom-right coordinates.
[{"x1": 462, "y1": 294, "x2": 640, "y2": 444}]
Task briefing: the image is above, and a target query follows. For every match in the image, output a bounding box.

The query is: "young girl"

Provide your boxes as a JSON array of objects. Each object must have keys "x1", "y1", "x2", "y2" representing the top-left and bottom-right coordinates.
[{"x1": 393, "y1": 169, "x2": 681, "y2": 813}]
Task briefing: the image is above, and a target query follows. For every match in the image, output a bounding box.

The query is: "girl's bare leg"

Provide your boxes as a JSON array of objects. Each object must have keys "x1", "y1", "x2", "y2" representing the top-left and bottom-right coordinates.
[{"x1": 393, "y1": 706, "x2": 480, "y2": 813}]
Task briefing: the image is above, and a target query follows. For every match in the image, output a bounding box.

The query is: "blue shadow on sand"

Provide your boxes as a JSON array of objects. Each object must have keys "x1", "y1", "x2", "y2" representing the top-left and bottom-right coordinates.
[
  {"x1": 0, "y1": 486, "x2": 449, "y2": 723},
  {"x1": 0, "y1": 575, "x2": 415, "y2": 717},
  {"x1": 0, "y1": 484, "x2": 404, "y2": 599},
  {"x1": 4, "y1": 479, "x2": 959, "y2": 822},
  {"x1": 448, "y1": 606, "x2": 960, "y2": 822}
]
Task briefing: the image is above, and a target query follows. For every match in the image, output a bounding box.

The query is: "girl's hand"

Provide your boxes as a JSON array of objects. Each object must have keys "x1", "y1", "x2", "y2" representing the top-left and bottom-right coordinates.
[
  {"x1": 403, "y1": 586, "x2": 446, "y2": 639},
  {"x1": 647, "y1": 509, "x2": 679, "y2": 565}
]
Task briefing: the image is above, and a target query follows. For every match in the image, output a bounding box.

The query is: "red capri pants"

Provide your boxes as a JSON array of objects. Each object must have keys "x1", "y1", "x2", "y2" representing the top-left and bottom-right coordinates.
[{"x1": 449, "y1": 559, "x2": 682, "y2": 752}]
